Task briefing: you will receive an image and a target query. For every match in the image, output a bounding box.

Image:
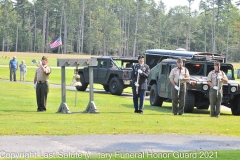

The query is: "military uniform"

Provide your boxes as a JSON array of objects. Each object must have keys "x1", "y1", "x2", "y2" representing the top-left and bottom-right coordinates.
[
  {"x1": 169, "y1": 64, "x2": 190, "y2": 115},
  {"x1": 34, "y1": 56, "x2": 51, "y2": 112},
  {"x1": 207, "y1": 63, "x2": 227, "y2": 117},
  {"x1": 131, "y1": 56, "x2": 150, "y2": 114}
]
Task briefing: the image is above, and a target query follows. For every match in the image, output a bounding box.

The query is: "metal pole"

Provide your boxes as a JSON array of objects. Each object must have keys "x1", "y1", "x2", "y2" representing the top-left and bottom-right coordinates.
[
  {"x1": 61, "y1": 66, "x2": 66, "y2": 103},
  {"x1": 89, "y1": 66, "x2": 94, "y2": 101}
]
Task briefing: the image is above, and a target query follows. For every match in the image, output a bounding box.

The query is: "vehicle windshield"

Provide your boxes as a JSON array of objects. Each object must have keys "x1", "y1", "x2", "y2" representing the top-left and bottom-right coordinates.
[
  {"x1": 185, "y1": 62, "x2": 234, "y2": 79},
  {"x1": 185, "y1": 63, "x2": 205, "y2": 76},
  {"x1": 113, "y1": 59, "x2": 137, "y2": 69},
  {"x1": 207, "y1": 64, "x2": 234, "y2": 79}
]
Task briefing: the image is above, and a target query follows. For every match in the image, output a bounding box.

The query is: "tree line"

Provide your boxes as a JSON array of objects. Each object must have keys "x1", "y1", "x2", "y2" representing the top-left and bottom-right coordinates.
[{"x1": 1, "y1": 0, "x2": 240, "y2": 62}]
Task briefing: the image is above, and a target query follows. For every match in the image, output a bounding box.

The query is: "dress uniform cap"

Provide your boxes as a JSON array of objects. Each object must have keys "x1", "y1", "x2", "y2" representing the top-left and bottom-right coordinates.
[
  {"x1": 42, "y1": 56, "x2": 48, "y2": 61},
  {"x1": 214, "y1": 61, "x2": 220, "y2": 66},
  {"x1": 177, "y1": 58, "x2": 183, "y2": 63},
  {"x1": 138, "y1": 55, "x2": 144, "y2": 60}
]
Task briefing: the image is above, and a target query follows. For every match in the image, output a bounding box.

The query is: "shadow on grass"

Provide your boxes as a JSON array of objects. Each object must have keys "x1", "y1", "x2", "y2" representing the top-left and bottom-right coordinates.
[
  {"x1": 122, "y1": 103, "x2": 232, "y2": 116},
  {"x1": 1, "y1": 110, "x2": 39, "y2": 113}
]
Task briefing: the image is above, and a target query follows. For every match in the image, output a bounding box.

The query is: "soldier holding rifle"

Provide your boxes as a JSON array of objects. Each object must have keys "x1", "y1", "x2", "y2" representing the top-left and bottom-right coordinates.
[
  {"x1": 131, "y1": 55, "x2": 150, "y2": 114},
  {"x1": 207, "y1": 62, "x2": 228, "y2": 118},
  {"x1": 169, "y1": 58, "x2": 190, "y2": 115},
  {"x1": 33, "y1": 56, "x2": 51, "y2": 112}
]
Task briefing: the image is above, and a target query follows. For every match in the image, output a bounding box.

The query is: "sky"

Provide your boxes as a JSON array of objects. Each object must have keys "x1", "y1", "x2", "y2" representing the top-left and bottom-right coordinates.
[
  {"x1": 161, "y1": 0, "x2": 201, "y2": 11},
  {"x1": 160, "y1": 0, "x2": 238, "y2": 11}
]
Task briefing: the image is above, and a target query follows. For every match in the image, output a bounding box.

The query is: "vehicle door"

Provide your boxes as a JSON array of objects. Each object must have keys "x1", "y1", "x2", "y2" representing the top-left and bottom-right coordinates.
[
  {"x1": 97, "y1": 59, "x2": 108, "y2": 83},
  {"x1": 158, "y1": 63, "x2": 175, "y2": 98},
  {"x1": 158, "y1": 63, "x2": 168, "y2": 98}
]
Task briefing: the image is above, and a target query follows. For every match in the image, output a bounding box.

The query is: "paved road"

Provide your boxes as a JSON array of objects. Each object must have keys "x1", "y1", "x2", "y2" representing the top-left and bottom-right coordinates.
[{"x1": 0, "y1": 134, "x2": 240, "y2": 158}]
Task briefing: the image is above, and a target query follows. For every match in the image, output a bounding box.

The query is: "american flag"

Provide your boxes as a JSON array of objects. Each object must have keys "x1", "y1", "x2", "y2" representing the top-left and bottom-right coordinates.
[{"x1": 50, "y1": 37, "x2": 62, "y2": 49}]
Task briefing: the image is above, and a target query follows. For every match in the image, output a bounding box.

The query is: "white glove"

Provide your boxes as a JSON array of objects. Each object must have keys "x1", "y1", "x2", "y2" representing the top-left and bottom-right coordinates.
[
  {"x1": 217, "y1": 75, "x2": 222, "y2": 80},
  {"x1": 137, "y1": 69, "x2": 143, "y2": 74},
  {"x1": 34, "y1": 83, "x2": 37, "y2": 89},
  {"x1": 178, "y1": 75, "x2": 183, "y2": 80},
  {"x1": 134, "y1": 82, "x2": 139, "y2": 87},
  {"x1": 213, "y1": 86, "x2": 218, "y2": 90},
  {"x1": 174, "y1": 85, "x2": 180, "y2": 91},
  {"x1": 39, "y1": 61, "x2": 42, "y2": 66}
]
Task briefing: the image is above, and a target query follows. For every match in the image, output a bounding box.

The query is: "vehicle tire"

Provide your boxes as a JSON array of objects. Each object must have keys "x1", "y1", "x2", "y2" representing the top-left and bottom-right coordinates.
[
  {"x1": 109, "y1": 77, "x2": 124, "y2": 95},
  {"x1": 184, "y1": 91, "x2": 195, "y2": 113},
  {"x1": 150, "y1": 84, "x2": 163, "y2": 106},
  {"x1": 230, "y1": 95, "x2": 240, "y2": 116},
  {"x1": 103, "y1": 85, "x2": 110, "y2": 92},
  {"x1": 75, "y1": 73, "x2": 88, "y2": 91}
]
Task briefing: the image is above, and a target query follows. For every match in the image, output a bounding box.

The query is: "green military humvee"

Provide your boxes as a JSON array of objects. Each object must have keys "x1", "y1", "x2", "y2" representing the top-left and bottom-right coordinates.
[
  {"x1": 146, "y1": 49, "x2": 240, "y2": 115},
  {"x1": 75, "y1": 56, "x2": 138, "y2": 95}
]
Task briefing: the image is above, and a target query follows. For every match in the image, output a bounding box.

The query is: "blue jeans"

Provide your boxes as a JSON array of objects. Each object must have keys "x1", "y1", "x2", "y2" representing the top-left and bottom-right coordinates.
[
  {"x1": 10, "y1": 68, "x2": 17, "y2": 81},
  {"x1": 132, "y1": 87, "x2": 146, "y2": 111}
]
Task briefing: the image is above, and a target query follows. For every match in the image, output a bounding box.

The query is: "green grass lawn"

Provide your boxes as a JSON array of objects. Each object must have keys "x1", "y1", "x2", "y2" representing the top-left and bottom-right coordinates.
[{"x1": 0, "y1": 80, "x2": 237, "y2": 136}]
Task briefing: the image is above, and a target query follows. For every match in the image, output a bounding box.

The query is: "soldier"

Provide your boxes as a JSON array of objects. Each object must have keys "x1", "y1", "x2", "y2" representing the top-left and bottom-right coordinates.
[
  {"x1": 33, "y1": 56, "x2": 51, "y2": 112},
  {"x1": 207, "y1": 62, "x2": 228, "y2": 117},
  {"x1": 169, "y1": 58, "x2": 190, "y2": 115},
  {"x1": 131, "y1": 55, "x2": 150, "y2": 114}
]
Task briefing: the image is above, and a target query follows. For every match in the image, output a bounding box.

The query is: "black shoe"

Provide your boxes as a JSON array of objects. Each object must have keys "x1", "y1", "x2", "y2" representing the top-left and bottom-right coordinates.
[
  {"x1": 178, "y1": 113, "x2": 183, "y2": 115},
  {"x1": 134, "y1": 110, "x2": 138, "y2": 113},
  {"x1": 138, "y1": 110, "x2": 143, "y2": 114},
  {"x1": 37, "y1": 109, "x2": 46, "y2": 112},
  {"x1": 173, "y1": 113, "x2": 177, "y2": 115}
]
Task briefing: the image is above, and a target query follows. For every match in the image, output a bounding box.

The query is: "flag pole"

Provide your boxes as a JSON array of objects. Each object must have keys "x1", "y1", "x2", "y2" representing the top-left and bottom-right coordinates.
[{"x1": 60, "y1": 45, "x2": 63, "y2": 58}]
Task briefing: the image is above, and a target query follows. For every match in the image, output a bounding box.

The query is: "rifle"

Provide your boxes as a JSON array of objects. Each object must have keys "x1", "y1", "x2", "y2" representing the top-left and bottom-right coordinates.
[
  {"x1": 178, "y1": 68, "x2": 181, "y2": 97},
  {"x1": 216, "y1": 65, "x2": 221, "y2": 96},
  {"x1": 136, "y1": 72, "x2": 140, "y2": 94},
  {"x1": 217, "y1": 73, "x2": 220, "y2": 96}
]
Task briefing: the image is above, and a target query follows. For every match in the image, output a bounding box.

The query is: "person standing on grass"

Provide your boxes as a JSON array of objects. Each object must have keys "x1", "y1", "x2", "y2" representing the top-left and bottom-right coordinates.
[
  {"x1": 169, "y1": 58, "x2": 190, "y2": 116},
  {"x1": 131, "y1": 55, "x2": 150, "y2": 114},
  {"x1": 33, "y1": 56, "x2": 51, "y2": 112},
  {"x1": 9, "y1": 56, "x2": 18, "y2": 81},
  {"x1": 19, "y1": 60, "x2": 27, "y2": 82},
  {"x1": 207, "y1": 61, "x2": 228, "y2": 118}
]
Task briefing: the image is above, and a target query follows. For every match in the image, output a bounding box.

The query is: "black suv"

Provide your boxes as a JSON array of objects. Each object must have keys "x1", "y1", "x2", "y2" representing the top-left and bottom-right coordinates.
[{"x1": 75, "y1": 56, "x2": 138, "y2": 95}]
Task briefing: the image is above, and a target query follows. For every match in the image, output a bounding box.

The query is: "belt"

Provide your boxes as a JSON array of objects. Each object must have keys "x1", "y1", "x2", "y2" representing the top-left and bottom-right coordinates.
[
  {"x1": 175, "y1": 82, "x2": 186, "y2": 85},
  {"x1": 38, "y1": 81, "x2": 46, "y2": 83}
]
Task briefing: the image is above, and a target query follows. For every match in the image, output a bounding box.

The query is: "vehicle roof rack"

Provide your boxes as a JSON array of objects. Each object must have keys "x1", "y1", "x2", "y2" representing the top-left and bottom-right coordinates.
[{"x1": 145, "y1": 49, "x2": 225, "y2": 63}]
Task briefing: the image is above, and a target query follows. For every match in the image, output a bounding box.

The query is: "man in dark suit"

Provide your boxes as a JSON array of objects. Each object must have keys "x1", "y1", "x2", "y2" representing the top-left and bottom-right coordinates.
[{"x1": 131, "y1": 55, "x2": 150, "y2": 114}]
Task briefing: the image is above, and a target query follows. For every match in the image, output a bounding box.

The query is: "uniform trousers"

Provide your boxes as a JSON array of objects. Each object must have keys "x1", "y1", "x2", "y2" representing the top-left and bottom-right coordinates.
[
  {"x1": 36, "y1": 82, "x2": 49, "y2": 111},
  {"x1": 209, "y1": 88, "x2": 222, "y2": 116},
  {"x1": 132, "y1": 87, "x2": 146, "y2": 112},
  {"x1": 171, "y1": 83, "x2": 186, "y2": 114}
]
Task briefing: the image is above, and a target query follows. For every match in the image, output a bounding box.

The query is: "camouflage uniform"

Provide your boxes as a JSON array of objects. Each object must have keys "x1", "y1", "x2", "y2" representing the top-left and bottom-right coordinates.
[
  {"x1": 131, "y1": 56, "x2": 150, "y2": 114},
  {"x1": 34, "y1": 56, "x2": 51, "y2": 112},
  {"x1": 207, "y1": 62, "x2": 227, "y2": 117},
  {"x1": 169, "y1": 62, "x2": 190, "y2": 115}
]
